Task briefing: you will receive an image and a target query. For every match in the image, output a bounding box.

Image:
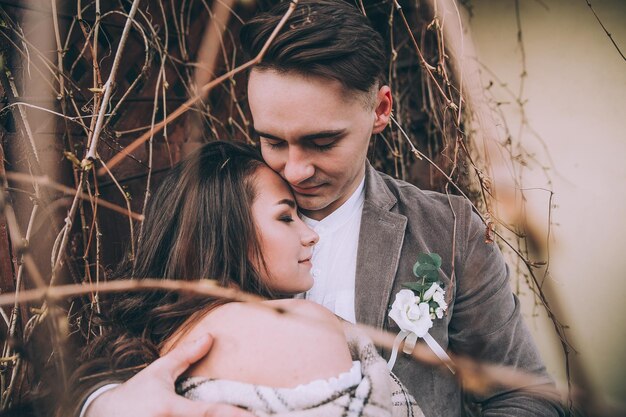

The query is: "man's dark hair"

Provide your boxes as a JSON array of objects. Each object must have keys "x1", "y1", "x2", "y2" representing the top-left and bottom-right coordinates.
[{"x1": 240, "y1": 0, "x2": 386, "y2": 94}]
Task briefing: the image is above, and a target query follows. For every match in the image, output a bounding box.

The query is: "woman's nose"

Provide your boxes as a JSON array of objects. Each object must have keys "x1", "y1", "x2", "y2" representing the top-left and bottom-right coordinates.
[{"x1": 301, "y1": 223, "x2": 319, "y2": 246}]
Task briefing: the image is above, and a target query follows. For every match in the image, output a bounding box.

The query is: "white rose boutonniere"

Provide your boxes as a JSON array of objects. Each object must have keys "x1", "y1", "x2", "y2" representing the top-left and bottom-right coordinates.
[
  {"x1": 387, "y1": 253, "x2": 455, "y2": 373},
  {"x1": 388, "y1": 289, "x2": 433, "y2": 337}
]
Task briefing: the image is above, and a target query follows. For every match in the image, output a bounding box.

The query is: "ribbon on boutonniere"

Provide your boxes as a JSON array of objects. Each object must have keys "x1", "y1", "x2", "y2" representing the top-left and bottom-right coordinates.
[{"x1": 387, "y1": 253, "x2": 455, "y2": 374}]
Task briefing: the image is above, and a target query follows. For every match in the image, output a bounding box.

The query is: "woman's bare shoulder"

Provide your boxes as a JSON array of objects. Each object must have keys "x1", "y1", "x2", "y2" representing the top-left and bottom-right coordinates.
[
  {"x1": 193, "y1": 299, "x2": 342, "y2": 334},
  {"x1": 264, "y1": 299, "x2": 344, "y2": 327},
  {"x1": 178, "y1": 300, "x2": 352, "y2": 387}
]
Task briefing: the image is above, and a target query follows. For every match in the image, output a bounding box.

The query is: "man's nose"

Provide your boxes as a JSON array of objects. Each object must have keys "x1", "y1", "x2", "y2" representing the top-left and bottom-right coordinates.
[{"x1": 283, "y1": 148, "x2": 314, "y2": 185}]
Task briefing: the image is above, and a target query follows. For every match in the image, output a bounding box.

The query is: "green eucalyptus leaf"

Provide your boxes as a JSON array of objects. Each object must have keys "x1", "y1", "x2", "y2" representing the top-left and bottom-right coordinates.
[
  {"x1": 417, "y1": 253, "x2": 434, "y2": 265},
  {"x1": 414, "y1": 263, "x2": 438, "y2": 277},
  {"x1": 417, "y1": 252, "x2": 442, "y2": 268},
  {"x1": 426, "y1": 271, "x2": 439, "y2": 284},
  {"x1": 402, "y1": 282, "x2": 428, "y2": 292},
  {"x1": 424, "y1": 271, "x2": 440, "y2": 282},
  {"x1": 429, "y1": 253, "x2": 442, "y2": 268},
  {"x1": 412, "y1": 262, "x2": 422, "y2": 277}
]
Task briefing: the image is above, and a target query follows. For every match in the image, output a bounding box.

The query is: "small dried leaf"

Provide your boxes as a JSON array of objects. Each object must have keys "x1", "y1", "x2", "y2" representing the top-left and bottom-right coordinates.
[{"x1": 63, "y1": 151, "x2": 81, "y2": 167}]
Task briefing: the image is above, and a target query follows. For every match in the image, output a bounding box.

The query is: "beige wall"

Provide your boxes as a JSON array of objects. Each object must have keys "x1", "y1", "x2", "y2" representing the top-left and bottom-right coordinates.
[{"x1": 464, "y1": 0, "x2": 626, "y2": 409}]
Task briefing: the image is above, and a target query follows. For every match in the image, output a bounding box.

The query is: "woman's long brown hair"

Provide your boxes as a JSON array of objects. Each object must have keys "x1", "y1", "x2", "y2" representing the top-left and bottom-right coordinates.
[{"x1": 66, "y1": 141, "x2": 273, "y2": 413}]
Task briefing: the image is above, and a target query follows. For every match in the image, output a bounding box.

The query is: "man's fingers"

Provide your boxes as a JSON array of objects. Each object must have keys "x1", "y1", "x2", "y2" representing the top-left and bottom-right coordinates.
[
  {"x1": 148, "y1": 334, "x2": 214, "y2": 381},
  {"x1": 170, "y1": 400, "x2": 255, "y2": 417}
]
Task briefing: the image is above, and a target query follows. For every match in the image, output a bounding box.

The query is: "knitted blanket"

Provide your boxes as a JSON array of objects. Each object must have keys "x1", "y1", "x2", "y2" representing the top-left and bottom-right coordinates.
[{"x1": 176, "y1": 327, "x2": 424, "y2": 417}]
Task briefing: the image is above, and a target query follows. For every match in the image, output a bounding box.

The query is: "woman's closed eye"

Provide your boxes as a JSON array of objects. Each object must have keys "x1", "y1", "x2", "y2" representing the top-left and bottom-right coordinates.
[{"x1": 278, "y1": 214, "x2": 294, "y2": 223}]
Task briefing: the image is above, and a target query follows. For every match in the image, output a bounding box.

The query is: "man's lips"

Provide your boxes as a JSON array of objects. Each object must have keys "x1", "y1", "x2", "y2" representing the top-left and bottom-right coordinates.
[
  {"x1": 298, "y1": 256, "x2": 312, "y2": 264},
  {"x1": 290, "y1": 184, "x2": 324, "y2": 195}
]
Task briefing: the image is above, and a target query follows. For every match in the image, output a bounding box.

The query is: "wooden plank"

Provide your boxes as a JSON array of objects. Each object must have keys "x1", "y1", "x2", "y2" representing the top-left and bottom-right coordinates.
[{"x1": 0, "y1": 129, "x2": 17, "y2": 296}]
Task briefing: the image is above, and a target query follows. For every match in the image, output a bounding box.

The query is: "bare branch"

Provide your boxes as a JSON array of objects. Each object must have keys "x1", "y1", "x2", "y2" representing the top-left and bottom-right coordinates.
[
  {"x1": 2, "y1": 172, "x2": 144, "y2": 221},
  {"x1": 85, "y1": 0, "x2": 143, "y2": 162},
  {"x1": 584, "y1": 0, "x2": 626, "y2": 61},
  {"x1": 96, "y1": 0, "x2": 301, "y2": 176}
]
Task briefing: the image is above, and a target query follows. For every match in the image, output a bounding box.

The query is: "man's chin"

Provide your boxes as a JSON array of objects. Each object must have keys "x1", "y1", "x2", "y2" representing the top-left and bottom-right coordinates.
[
  {"x1": 295, "y1": 195, "x2": 332, "y2": 216},
  {"x1": 295, "y1": 195, "x2": 326, "y2": 210}
]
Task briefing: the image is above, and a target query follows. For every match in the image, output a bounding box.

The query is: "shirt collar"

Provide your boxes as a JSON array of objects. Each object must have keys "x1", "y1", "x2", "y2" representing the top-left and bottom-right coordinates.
[{"x1": 301, "y1": 177, "x2": 365, "y2": 231}]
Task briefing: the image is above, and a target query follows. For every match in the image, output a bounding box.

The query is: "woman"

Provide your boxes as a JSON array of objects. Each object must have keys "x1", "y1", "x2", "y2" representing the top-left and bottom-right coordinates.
[{"x1": 75, "y1": 141, "x2": 422, "y2": 417}]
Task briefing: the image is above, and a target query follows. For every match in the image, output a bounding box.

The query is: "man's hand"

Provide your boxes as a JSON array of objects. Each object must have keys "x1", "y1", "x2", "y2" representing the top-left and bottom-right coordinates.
[{"x1": 85, "y1": 334, "x2": 254, "y2": 417}]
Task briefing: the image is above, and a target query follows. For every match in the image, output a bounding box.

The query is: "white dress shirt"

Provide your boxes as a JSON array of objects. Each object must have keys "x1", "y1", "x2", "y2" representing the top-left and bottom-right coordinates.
[{"x1": 301, "y1": 178, "x2": 365, "y2": 323}]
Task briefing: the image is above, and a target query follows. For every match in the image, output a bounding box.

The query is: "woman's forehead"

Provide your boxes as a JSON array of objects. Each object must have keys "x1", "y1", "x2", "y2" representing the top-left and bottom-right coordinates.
[{"x1": 252, "y1": 166, "x2": 295, "y2": 202}]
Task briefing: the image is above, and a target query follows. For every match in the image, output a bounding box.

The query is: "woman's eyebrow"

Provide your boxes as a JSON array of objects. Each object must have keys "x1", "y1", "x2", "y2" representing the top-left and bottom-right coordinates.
[{"x1": 276, "y1": 198, "x2": 296, "y2": 208}]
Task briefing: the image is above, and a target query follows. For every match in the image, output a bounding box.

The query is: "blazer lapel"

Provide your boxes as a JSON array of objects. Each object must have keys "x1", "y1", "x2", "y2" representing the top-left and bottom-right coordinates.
[{"x1": 355, "y1": 164, "x2": 407, "y2": 329}]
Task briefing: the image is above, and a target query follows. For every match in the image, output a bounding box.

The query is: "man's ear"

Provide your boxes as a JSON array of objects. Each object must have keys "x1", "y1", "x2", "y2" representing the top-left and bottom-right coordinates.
[{"x1": 372, "y1": 85, "x2": 392, "y2": 134}]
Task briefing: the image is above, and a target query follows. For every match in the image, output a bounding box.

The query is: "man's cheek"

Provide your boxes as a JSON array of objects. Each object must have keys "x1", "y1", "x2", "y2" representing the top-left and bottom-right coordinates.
[{"x1": 262, "y1": 155, "x2": 284, "y2": 173}]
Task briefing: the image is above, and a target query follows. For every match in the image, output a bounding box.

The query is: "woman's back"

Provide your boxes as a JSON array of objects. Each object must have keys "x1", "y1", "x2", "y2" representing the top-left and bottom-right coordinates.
[{"x1": 164, "y1": 299, "x2": 353, "y2": 388}]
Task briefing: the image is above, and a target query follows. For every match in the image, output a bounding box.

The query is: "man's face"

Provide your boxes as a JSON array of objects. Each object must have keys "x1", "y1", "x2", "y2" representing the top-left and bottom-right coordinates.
[{"x1": 248, "y1": 69, "x2": 390, "y2": 220}]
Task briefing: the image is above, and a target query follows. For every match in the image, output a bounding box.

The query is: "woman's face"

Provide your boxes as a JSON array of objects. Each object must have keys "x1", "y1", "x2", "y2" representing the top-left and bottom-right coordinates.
[{"x1": 251, "y1": 166, "x2": 319, "y2": 295}]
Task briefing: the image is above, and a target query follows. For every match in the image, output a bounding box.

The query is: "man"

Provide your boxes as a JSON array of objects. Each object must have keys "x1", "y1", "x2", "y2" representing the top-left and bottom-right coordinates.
[{"x1": 81, "y1": 1, "x2": 564, "y2": 416}]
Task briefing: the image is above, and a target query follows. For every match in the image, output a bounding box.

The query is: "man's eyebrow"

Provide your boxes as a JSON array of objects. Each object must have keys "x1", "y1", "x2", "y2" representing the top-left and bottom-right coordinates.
[
  {"x1": 276, "y1": 198, "x2": 296, "y2": 208},
  {"x1": 254, "y1": 129, "x2": 346, "y2": 142},
  {"x1": 254, "y1": 130, "x2": 283, "y2": 141},
  {"x1": 300, "y1": 129, "x2": 346, "y2": 141}
]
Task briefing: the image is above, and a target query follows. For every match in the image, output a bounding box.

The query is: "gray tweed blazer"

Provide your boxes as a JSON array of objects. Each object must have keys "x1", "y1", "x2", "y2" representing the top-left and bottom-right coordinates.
[{"x1": 356, "y1": 163, "x2": 564, "y2": 417}]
